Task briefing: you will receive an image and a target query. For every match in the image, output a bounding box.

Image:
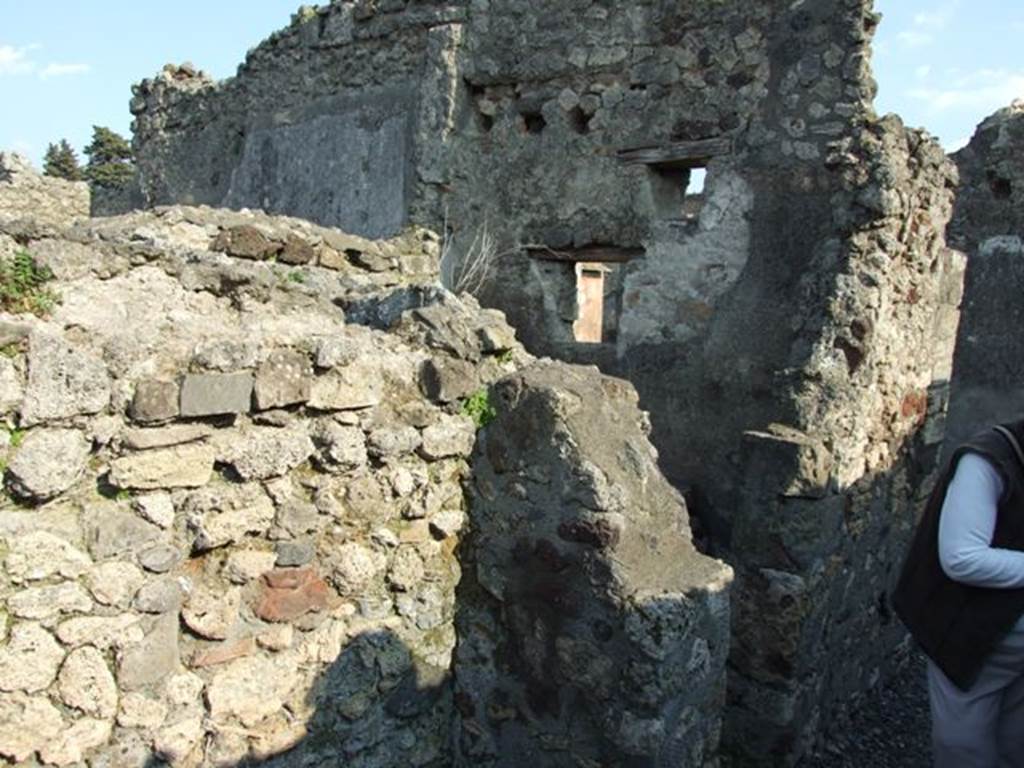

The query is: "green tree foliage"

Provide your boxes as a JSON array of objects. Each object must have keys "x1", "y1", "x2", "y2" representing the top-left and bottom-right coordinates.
[
  {"x1": 84, "y1": 125, "x2": 135, "y2": 189},
  {"x1": 42, "y1": 139, "x2": 83, "y2": 181}
]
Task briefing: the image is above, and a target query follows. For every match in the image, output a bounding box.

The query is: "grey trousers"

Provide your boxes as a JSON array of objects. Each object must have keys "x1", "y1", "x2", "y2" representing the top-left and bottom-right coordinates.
[{"x1": 928, "y1": 630, "x2": 1024, "y2": 768}]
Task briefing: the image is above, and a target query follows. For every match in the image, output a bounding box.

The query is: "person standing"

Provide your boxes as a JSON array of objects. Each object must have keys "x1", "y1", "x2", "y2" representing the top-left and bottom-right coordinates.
[{"x1": 893, "y1": 420, "x2": 1024, "y2": 768}]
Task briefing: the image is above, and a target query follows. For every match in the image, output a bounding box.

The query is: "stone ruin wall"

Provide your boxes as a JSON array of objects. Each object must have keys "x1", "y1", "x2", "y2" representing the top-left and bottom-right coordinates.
[
  {"x1": 0, "y1": 158, "x2": 732, "y2": 768},
  {"x1": 0, "y1": 153, "x2": 90, "y2": 231},
  {"x1": 944, "y1": 101, "x2": 1024, "y2": 454},
  {"x1": 456, "y1": 362, "x2": 732, "y2": 766},
  {"x1": 128, "y1": 0, "x2": 966, "y2": 764}
]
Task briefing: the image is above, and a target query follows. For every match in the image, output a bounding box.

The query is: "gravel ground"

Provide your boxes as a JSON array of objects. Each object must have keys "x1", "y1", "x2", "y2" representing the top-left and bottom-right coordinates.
[{"x1": 800, "y1": 651, "x2": 932, "y2": 768}]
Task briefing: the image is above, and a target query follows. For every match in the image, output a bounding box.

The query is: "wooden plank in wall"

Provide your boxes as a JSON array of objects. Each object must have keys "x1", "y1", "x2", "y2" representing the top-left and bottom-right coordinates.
[
  {"x1": 616, "y1": 137, "x2": 733, "y2": 168},
  {"x1": 526, "y1": 245, "x2": 644, "y2": 263}
]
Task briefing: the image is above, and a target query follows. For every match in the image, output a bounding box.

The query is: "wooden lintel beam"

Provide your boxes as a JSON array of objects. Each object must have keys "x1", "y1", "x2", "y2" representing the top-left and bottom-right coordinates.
[
  {"x1": 526, "y1": 246, "x2": 644, "y2": 263},
  {"x1": 617, "y1": 137, "x2": 733, "y2": 168}
]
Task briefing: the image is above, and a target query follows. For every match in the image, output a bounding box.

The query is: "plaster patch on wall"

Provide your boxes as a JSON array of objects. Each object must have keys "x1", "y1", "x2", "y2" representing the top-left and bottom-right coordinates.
[
  {"x1": 225, "y1": 108, "x2": 413, "y2": 239},
  {"x1": 618, "y1": 169, "x2": 753, "y2": 351}
]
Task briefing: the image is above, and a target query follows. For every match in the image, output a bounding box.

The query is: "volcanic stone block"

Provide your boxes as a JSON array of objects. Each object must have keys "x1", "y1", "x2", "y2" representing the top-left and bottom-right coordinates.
[
  {"x1": 117, "y1": 614, "x2": 180, "y2": 691},
  {"x1": 419, "y1": 357, "x2": 479, "y2": 404},
  {"x1": 180, "y1": 372, "x2": 254, "y2": 417},
  {"x1": 278, "y1": 234, "x2": 316, "y2": 265},
  {"x1": 254, "y1": 350, "x2": 313, "y2": 410},
  {"x1": 130, "y1": 379, "x2": 180, "y2": 423},
  {"x1": 211, "y1": 225, "x2": 282, "y2": 260},
  {"x1": 86, "y1": 509, "x2": 164, "y2": 560}
]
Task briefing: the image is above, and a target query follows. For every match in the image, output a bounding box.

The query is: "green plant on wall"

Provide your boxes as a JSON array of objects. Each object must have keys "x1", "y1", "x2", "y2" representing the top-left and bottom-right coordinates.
[
  {"x1": 461, "y1": 388, "x2": 497, "y2": 429},
  {"x1": 0, "y1": 251, "x2": 59, "y2": 317}
]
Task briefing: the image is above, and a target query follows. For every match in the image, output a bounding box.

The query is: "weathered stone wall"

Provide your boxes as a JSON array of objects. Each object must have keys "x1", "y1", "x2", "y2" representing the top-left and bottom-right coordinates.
[
  {"x1": 131, "y1": 4, "x2": 468, "y2": 238},
  {"x1": 0, "y1": 153, "x2": 90, "y2": 232},
  {"x1": 714, "y1": 117, "x2": 963, "y2": 763},
  {"x1": 456, "y1": 362, "x2": 732, "y2": 766},
  {"x1": 944, "y1": 101, "x2": 1024, "y2": 453},
  {"x1": 128, "y1": 1, "x2": 966, "y2": 763},
  {"x1": 0, "y1": 197, "x2": 497, "y2": 768}
]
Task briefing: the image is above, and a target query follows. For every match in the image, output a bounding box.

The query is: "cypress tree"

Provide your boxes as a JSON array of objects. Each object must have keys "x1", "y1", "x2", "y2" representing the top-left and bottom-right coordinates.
[
  {"x1": 84, "y1": 126, "x2": 135, "y2": 189},
  {"x1": 42, "y1": 139, "x2": 83, "y2": 181}
]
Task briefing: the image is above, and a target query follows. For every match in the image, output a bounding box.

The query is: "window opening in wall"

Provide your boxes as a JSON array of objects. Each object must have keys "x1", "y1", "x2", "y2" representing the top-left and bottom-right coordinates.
[
  {"x1": 574, "y1": 262, "x2": 609, "y2": 344},
  {"x1": 466, "y1": 79, "x2": 496, "y2": 134},
  {"x1": 988, "y1": 171, "x2": 1012, "y2": 200},
  {"x1": 647, "y1": 164, "x2": 707, "y2": 224},
  {"x1": 617, "y1": 138, "x2": 731, "y2": 224},
  {"x1": 526, "y1": 246, "x2": 638, "y2": 345},
  {"x1": 682, "y1": 165, "x2": 707, "y2": 223}
]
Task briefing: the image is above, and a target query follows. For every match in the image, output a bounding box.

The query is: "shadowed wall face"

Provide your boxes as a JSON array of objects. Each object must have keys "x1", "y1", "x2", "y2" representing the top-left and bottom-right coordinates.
[
  {"x1": 455, "y1": 362, "x2": 733, "y2": 767},
  {"x1": 945, "y1": 104, "x2": 1024, "y2": 454}
]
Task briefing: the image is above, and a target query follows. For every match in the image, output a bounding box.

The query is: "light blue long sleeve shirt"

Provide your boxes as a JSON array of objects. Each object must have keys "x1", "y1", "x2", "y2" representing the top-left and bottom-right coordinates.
[{"x1": 938, "y1": 452, "x2": 1024, "y2": 632}]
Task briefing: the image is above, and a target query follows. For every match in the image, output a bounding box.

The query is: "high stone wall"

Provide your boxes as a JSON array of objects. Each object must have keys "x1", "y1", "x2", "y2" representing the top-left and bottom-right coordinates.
[{"x1": 129, "y1": 1, "x2": 965, "y2": 764}]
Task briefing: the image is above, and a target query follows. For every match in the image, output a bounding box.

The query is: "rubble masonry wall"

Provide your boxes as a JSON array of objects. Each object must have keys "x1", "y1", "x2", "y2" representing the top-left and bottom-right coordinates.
[{"x1": 128, "y1": 1, "x2": 965, "y2": 763}]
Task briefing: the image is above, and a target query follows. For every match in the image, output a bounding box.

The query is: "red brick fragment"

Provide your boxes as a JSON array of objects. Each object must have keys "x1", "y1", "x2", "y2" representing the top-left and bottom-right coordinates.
[{"x1": 255, "y1": 567, "x2": 333, "y2": 623}]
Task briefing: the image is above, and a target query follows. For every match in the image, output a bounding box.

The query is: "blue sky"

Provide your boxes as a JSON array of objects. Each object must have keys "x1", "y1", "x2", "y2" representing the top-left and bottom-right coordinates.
[{"x1": 0, "y1": 1, "x2": 1022, "y2": 166}]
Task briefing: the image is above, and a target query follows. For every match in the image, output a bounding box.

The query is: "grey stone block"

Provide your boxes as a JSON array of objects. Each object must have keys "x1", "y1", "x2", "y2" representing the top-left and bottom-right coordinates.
[
  {"x1": 419, "y1": 357, "x2": 479, "y2": 404},
  {"x1": 130, "y1": 379, "x2": 180, "y2": 423},
  {"x1": 180, "y1": 372, "x2": 254, "y2": 417},
  {"x1": 117, "y1": 614, "x2": 180, "y2": 691},
  {"x1": 275, "y1": 539, "x2": 315, "y2": 567}
]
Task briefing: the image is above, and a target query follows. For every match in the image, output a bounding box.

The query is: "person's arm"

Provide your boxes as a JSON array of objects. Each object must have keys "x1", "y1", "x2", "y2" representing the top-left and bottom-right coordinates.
[{"x1": 938, "y1": 452, "x2": 1024, "y2": 588}]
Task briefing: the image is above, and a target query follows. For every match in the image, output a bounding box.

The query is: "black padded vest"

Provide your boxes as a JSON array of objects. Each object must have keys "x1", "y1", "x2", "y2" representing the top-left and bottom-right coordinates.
[{"x1": 892, "y1": 420, "x2": 1024, "y2": 690}]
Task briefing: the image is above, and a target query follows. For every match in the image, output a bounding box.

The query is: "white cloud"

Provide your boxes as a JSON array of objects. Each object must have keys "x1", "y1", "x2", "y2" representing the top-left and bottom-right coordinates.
[
  {"x1": 39, "y1": 62, "x2": 90, "y2": 79},
  {"x1": 913, "y1": 6, "x2": 957, "y2": 29},
  {"x1": 896, "y1": 1, "x2": 960, "y2": 48},
  {"x1": 908, "y1": 69, "x2": 1024, "y2": 113},
  {"x1": 0, "y1": 44, "x2": 38, "y2": 76},
  {"x1": 0, "y1": 44, "x2": 89, "y2": 80},
  {"x1": 897, "y1": 30, "x2": 933, "y2": 47},
  {"x1": 915, "y1": 65, "x2": 931, "y2": 80}
]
